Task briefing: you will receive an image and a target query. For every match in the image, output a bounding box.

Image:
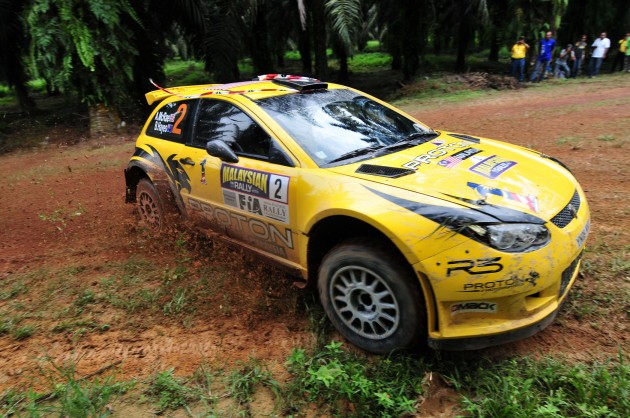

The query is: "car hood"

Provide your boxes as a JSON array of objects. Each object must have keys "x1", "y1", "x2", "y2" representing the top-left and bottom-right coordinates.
[{"x1": 326, "y1": 131, "x2": 577, "y2": 222}]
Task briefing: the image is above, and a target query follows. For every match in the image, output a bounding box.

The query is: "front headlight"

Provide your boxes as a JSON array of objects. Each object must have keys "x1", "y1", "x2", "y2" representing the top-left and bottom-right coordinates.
[{"x1": 469, "y1": 223, "x2": 550, "y2": 252}]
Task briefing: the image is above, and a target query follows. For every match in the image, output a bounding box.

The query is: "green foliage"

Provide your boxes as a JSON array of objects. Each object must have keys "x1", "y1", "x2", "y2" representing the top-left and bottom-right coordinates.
[
  {"x1": 12, "y1": 325, "x2": 36, "y2": 340},
  {"x1": 228, "y1": 357, "x2": 280, "y2": 405},
  {"x1": 164, "y1": 60, "x2": 209, "y2": 86},
  {"x1": 284, "y1": 341, "x2": 427, "y2": 416},
  {"x1": 39, "y1": 359, "x2": 134, "y2": 417},
  {"x1": 0, "y1": 281, "x2": 28, "y2": 300},
  {"x1": 26, "y1": 0, "x2": 140, "y2": 108},
  {"x1": 597, "y1": 134, "x2": 616, "y2": 142},
  {"x1": 1, "y1": 358, "x2": 132, "y2": 416},
  {"x1": 145, "y1": 369, "x2": 196, "y2": 413},
  {"x1": 445, "y1": 351, "x2": 630, "y2": 418},
  {"x1": 348, "y1": 52, "x2": 392, "y2": 70},
  {"x1": 38, "y1": 203, "x2": 85, "y2": 232},
  {"x1": 326, "y1": 0, "x2": 362, "y2": 53}
]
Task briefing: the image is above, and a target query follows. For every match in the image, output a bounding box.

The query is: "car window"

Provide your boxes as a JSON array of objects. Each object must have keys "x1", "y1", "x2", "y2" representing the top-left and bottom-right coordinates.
[
  {"x1": 256, "y1": 89, "x2": 427, "y2": 166},
  {"x1": 145, "y1": 100, "x2": 193, "y2": 142},
  {"x1": 193, "y1": 99, "x2": 273, "y2": 161}
]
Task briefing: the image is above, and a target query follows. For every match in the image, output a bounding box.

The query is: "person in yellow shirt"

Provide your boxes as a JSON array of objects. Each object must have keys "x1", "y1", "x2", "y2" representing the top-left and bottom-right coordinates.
[
  {"x1": 610, "y1": 34, "x2": 628, "y2": 72},
  {"x1": 510, "y1": 36, "x2": 530, "y2": 82}
]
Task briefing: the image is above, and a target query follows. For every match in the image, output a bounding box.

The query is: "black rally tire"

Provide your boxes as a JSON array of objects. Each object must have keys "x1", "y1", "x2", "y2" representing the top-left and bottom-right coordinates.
[
  {"x1": 317, "y1": 239, "x2": 426, "y2": 354},
  {"x1": 136, "y1": 178, "x2": 170, "y2": 230}
]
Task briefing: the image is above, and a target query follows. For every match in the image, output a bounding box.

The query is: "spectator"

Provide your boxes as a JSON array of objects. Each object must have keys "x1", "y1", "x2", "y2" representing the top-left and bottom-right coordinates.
[
  {"x1": 626, "y1": 33, "x2": 630, "y2": 72},
  {"x1": 530, "y1": 31, "x2": 556, "y2": 82},
  {"x1": 510, "y1": 36, "x2": 529, "y2": 82},
  {"x1": 588, "y1": 32, "x2": 610, "y2": 77},
  {"x1": 610, "y1": 33, "x2": 629, "y2": 72},
  {"x1": 572, "y1": 35, "x2": 588, "y2": 77},
  {"x1": 554, "y1": 44, "x2": 575, "y2": 78}
]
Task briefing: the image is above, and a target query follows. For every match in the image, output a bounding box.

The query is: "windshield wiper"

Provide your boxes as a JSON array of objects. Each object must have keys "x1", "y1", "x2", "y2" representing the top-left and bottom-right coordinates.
[
  {"x1": 326, "y1": 144, "x2": 384, "y2": 164},
  {"x1": 381, "y1": 131, "x2": 440, "y2": 151}
]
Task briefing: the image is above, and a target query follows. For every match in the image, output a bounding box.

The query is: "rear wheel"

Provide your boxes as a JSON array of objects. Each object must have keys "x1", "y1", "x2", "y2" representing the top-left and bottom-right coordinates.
[
  {"x1": 317, "y1": 239, "x2": 426, "y2": 354},
  {"x1": 136, "y1": 178, "x2": 167, "y2": 230}
]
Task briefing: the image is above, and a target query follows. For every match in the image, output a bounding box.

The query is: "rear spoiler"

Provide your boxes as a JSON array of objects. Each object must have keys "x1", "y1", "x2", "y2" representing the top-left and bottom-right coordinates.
[{"x1": 144, "y1": 83, "x2": 221, "y2": 105}]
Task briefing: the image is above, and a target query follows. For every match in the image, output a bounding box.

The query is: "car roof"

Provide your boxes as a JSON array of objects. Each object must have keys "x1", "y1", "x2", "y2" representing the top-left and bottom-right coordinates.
[{"x1": 145, "y1": 76, "x2": 342, "y2": 105}]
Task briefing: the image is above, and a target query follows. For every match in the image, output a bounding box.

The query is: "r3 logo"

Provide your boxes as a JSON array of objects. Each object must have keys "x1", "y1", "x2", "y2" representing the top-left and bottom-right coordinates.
[{"x1": 446, "y1": 257, "x2": 503, "y2": 277}]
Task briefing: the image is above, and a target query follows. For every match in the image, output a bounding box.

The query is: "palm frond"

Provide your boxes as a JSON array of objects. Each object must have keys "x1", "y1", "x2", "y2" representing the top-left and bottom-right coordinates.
[{"x1": 325, "y1": 0, "x2": 362, "y2": 52}]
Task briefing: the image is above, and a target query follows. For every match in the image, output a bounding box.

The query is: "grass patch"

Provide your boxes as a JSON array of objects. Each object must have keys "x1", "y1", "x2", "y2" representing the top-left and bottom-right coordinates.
[
  {"x1": 3, "y1": 345, "x2": 629, "y2": 417},
  {"x1": 348, "y1": 52, "x2": 392, "y2": 71},
  {"x1": 145, "y1": 369, "x2": 199, "y2": 413},
  {"x1": 51, "y1": 319, "x2": 110, "y2": 335},
  {"x1": 0, "y1": 281, "x2": 28, "y2": 301},
  {"x1": 284, "y1": 341, "x2": 428, "y2": 416},
  {"x1": 445, "y1": 351, "x2": 630, "y2": 418},
  {"x1": 12, "y1": 325, "x2": 36, "y2": 341},
  {"x1": 556, "y1": 135, "x2": 584, "y2": 150},
  {"x1": 38, "y1": 204, "x2": 86, "y2": 233},
  {"x1": 17, "y1": 359, "x2": 133, "y2": 416},
  {"x1": 164, "y1": 59, "x2": 210, "y2": 86},
  {"x1": 597, "y1": 134, "x2": 616, "y2": 142},
  {"x1": 395, "y1": 85, "x2": 489, "y2": 108}
]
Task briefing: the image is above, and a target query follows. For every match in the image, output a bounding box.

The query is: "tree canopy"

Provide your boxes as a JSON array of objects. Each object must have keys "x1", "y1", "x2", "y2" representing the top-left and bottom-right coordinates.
[{"x1": 1, "y1": 0, "x2": 629, "y2": 115}]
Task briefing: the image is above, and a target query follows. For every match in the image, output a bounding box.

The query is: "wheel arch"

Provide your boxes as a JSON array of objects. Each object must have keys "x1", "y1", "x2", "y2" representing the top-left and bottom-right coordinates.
[
  {"x1": 125, "y1": 159, "x2": 187, "y2": 215},
  {"x1": 124, "y1": 164, "x2": 150, "y2": 203},
  {"x1": 306, "y1": 215, "x2": 419, "y2": 287}
]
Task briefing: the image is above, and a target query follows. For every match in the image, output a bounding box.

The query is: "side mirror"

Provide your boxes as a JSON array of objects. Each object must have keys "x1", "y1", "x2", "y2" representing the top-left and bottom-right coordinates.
[{"x1": 206, "y1": 139, "x2": 239, "y2": 163}]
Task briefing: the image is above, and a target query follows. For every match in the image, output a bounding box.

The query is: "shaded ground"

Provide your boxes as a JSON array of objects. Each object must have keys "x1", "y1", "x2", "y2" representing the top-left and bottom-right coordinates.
[{"x1": 0, "y1": 74, "x2": 629, "y2": 416}]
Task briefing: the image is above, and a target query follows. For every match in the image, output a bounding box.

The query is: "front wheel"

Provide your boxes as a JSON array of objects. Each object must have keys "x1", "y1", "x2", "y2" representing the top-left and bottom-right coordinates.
[{"x1": 317, "y1": 239, "x2": 426, "y2": 354}]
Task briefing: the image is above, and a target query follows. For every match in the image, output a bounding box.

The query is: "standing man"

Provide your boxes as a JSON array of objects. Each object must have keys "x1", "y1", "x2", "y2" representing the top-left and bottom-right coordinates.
[
  {"x1": 510, "y1": 36, "x2": 529, "y2": 82},
  {"x1": 625, "y1": 33, "x2": 630, "y2": 72},
  {"x1": 530, "y1": 31, "x2": 556, "y2": 82},
  {"x1": 572, "y1": 35, "x2": 588, "y2": 77},
  {"x1": 610, "y1": 33, "x2": 628, "y2": 72},
  {"x1": 588, "y1": 32, "x2": 610, "y2": 77}
]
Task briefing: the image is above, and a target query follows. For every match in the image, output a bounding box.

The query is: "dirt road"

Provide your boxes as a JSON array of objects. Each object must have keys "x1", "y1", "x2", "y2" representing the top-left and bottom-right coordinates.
[{"x1": 1, "y1": 76, "x2": 629, "y2": 397}]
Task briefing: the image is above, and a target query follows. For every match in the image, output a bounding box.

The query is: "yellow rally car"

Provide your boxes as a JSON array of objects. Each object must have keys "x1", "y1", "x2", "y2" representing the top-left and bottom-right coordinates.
[{"x1": 125, "y1": 75, "x2": 590, "y2": 354}]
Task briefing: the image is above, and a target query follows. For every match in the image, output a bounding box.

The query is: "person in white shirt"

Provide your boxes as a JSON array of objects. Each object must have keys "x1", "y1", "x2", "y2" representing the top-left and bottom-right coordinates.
[{"x1": 588, "y1": 32, "x2": 610, "y2": 77}]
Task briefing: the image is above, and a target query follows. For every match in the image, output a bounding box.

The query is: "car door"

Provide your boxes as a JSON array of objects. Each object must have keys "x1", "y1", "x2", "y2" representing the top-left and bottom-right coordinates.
[{"x1": 179, "y1": 98, "x2": 301, "y2": 265}]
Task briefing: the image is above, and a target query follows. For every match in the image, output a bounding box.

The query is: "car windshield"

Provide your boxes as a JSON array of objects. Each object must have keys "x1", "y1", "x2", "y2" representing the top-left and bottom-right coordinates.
[{"x1": 256, "y1": 89, "x2": 431, "y2": 166}]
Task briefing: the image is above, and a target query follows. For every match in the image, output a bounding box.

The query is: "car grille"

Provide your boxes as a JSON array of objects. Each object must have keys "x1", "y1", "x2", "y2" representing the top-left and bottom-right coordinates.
[
  {"x1": 550, "y1": 190, "x2": 581, "y2": 228},
  {"x1": 560, "y1": 253, "x2": 582, "y2": 297},
  {"x1": 356, "y1": 164, "x2": 415, "y2": 178}
]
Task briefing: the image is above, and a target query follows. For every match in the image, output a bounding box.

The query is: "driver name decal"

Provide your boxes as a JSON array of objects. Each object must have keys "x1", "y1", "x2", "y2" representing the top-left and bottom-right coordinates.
[
  {"x1": 148, "y1": 102, "x2": 188, "y2": 138},
  {"x1": 221, "y1": 164, "x2": 290, "y2": 223}
]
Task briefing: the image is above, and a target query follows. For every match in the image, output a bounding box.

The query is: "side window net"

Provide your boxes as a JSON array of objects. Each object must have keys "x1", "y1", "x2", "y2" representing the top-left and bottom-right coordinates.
[{"x1": 194, "y1": 100, "x2": 274, "y2": 161}]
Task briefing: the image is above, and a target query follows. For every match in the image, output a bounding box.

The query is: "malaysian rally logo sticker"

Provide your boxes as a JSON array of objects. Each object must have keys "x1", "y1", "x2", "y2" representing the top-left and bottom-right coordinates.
[
  {"x1": 469, "y1": 155, "x2": 517, "y2": 178},
  {"x1": 221, "y1": 164, "x2": 290, "y2": 223}
]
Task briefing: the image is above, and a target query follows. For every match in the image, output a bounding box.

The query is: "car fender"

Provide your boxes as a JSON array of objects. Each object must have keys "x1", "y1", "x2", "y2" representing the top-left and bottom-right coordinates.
[{"x1": 125, "y1": 151, "x2": 188, "y2": 217}]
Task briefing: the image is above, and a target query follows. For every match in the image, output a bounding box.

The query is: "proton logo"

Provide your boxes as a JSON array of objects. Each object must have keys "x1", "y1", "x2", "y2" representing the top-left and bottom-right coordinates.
[{"x1": 568, "y1": 204, "x2": 578, "y2": 219}]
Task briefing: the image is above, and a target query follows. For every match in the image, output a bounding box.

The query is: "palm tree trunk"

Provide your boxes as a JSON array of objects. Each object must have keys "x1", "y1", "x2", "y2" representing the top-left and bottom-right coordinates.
[
  {"x1": 311, "y1": 0, "x2": 328, "y2": 79},
  {"x1": 89, "y1": 104, "x2": 120, "y2": 137}
]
